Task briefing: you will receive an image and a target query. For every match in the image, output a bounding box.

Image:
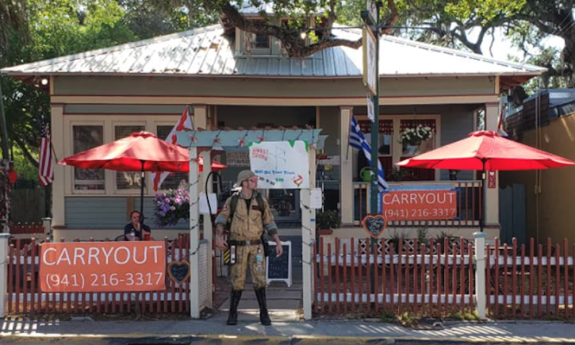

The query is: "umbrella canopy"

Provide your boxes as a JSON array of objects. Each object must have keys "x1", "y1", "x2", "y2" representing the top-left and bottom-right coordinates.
[
  {"x1": 396, "y1": 130, "x2": 575, "y2": 171},
  {"x1": 396, "y1": 130, "x2": 575, "y2": 232},
  {"x1": 59, "y1": 131, "x2": 227, "y2": 236}
]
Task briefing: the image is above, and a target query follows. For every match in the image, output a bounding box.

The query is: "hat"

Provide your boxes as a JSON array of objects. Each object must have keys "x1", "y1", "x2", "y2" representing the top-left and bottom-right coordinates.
[{"x1": 234, "y1": 170, "x2": 257, "y2": 188}]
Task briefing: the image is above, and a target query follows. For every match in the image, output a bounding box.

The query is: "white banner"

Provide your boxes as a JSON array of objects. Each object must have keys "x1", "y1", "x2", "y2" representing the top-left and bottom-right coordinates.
[{"x1": 249, "y1": 141, "x2": 309, "y2": 189}]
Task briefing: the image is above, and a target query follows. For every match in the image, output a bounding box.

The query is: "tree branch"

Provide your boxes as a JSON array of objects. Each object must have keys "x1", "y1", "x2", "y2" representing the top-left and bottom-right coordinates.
[{"x1": 13, "y1": 136, "x2": 38, "y2": 168}]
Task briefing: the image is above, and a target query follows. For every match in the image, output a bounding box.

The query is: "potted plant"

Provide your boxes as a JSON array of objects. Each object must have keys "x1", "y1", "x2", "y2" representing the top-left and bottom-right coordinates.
[
  {"x1": 399, "y1": 125, "x2": 433, "y2": 148},
  {"x1": 316, "y1": 210, "x2": 341, "y2": 235}
]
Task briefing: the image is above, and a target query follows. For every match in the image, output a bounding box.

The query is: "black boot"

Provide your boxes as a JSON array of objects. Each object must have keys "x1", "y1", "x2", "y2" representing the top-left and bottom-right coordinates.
[
  {"x1": 226, "y1": 290, "x2": 242, "y2": 325},
  {"x1": 254, "y1": 288, "x2": 271, "y2": 326}
]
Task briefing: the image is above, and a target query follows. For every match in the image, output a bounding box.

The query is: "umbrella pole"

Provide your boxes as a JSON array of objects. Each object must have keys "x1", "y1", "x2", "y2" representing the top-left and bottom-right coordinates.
[
  {"x1": 139, "y1": 160, "x2": 145, "y2": 239},
  {"x1": 481, "y1": 159, "x2": 486, "y2": 233}
]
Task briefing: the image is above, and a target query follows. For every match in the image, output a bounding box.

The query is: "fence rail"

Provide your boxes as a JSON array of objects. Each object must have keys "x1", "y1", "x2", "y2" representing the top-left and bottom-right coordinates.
[
  {"x1": 6, "y1": 236, "x2": 199, "y2": 315},
  {"x1": 314, "y1": 236, "x2": 575, "y2": 320}
]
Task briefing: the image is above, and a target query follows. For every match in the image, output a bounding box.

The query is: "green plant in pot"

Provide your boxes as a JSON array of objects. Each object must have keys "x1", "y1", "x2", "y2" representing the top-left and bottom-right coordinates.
[{"x1": 316, "y1": 210, "x2": 341, "y2": 232}]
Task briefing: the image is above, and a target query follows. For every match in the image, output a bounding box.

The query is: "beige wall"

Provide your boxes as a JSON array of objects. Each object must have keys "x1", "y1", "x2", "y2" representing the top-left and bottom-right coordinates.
[
  {"x1": 500, "y1": 113, "x2": 575, "y2": 245},
  {"x1": 53, "y1": 76, "x2": 495, "y2": 98}
]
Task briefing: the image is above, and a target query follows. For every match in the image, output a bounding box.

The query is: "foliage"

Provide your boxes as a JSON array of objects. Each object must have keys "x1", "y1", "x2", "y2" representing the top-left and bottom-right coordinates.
[
  {"x1": 316, "y1": 209, "x2": 340, "y2": 229},
  {"x1": 0, "y1": 0, "x2": 137, "y2": 164},
  {"x1": 387, "y1": 166, "x2": 413, "y2": 182},
  {"x1": 399, "y1": 125, "x2": 433, "y2": 147},
  {"x1": 153, "y1": 188, "x2": 190, "y2": 227}
]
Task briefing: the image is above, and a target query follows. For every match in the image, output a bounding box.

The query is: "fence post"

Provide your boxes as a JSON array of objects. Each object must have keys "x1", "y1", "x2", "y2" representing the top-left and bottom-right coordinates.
[
  {"x1": 42, "y1": 217, "x2": 52, "y2": 241},
  {"x1": 0, "y1": 233, "x2": 9, "y2": 318},
  {"x1": 473, "y1": 232, "x2": 486, "y2": 320}
]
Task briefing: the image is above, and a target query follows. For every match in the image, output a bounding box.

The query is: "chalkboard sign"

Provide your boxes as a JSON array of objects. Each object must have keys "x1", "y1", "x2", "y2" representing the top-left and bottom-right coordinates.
[
  {"x1": 266, "y1": 241, "x2": 292, "y2": 287},
  {"x1": 362, "y1": 214, "x2": 387, "y2": 239}
]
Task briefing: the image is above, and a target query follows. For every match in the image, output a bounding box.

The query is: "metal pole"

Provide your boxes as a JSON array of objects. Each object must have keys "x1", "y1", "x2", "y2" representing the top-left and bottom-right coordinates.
[
  {"x1": 0, "y1": 76, "x2": 10, "y2": 159},
  {"x1": 369, "y1": 2, "x2": 382, "y2": 295}
]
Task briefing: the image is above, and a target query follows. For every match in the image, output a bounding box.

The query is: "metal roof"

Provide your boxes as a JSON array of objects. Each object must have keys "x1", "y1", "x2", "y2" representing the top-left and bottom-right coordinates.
[{"x1": 1, "y1": 24, "x2": 545, "y2": 78}]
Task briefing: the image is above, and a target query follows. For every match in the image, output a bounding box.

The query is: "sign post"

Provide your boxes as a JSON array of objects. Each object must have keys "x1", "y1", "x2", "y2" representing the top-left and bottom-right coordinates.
[{"x1": 362, "y1": 1, "x2": 382, "y2": 295}]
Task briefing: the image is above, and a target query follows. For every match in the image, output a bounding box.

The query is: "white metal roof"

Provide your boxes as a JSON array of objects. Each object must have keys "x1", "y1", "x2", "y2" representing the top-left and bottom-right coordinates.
[{"x1": 1, "y1": 24, "x2": 545, "y2": 78}]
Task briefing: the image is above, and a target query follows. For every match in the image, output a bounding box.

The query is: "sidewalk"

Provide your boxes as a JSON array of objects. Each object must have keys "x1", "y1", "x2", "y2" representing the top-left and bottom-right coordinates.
[{"x1": 3, "y1": 317, "x2": 575, "y2": 343}]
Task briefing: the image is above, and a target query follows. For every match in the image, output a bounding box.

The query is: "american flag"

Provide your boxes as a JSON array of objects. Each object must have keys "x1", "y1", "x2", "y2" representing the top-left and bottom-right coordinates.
[
  {"x1": 38, "y1": 119, "x2": 54, "y2": 187},
  {"x1": 349, "y1": 114, "x2": 388, "y2": 191}
]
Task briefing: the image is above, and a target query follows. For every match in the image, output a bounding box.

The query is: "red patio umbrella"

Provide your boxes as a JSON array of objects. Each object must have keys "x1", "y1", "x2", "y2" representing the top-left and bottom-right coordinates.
[
  {"x1": 59, "y1": 131, "x2": 227, "y2": 234},
  {"x1": 396, "y1": 130, "x2": 575, "y2": 231}
]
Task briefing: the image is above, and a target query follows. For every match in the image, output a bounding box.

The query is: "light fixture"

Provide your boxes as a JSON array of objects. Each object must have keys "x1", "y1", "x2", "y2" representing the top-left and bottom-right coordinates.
[{"x1": 300, "y1": 31, "x2": 307, "y2": 39}]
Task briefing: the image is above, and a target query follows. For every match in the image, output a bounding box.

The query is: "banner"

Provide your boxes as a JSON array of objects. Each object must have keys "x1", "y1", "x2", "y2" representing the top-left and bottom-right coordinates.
[
  {"x1": 382, "y1": 185, "x2": 457, "y2": 221},
  {"x1": 40, "y1": 241, "x2": 166, "y2": 292},
  {"x1": 249, "y1": 141, "x2": 309, "y2": 189}
]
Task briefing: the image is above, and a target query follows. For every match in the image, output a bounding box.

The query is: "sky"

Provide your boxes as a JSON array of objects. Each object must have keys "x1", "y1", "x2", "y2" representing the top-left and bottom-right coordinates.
[{"x1": 478, "y1": 27, "x2": 565, "y2": 63}]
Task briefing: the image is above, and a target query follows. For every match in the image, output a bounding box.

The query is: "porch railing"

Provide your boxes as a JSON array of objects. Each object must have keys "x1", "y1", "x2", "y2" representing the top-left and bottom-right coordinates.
[{"x1": 354, "y1": 180, "x2": 482, "y2": 227}]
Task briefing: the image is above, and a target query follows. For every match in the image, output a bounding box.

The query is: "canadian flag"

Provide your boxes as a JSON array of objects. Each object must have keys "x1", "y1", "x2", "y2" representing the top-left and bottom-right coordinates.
[{"x1": 152, "y1": 107, "x2": 193, "y2": 191}]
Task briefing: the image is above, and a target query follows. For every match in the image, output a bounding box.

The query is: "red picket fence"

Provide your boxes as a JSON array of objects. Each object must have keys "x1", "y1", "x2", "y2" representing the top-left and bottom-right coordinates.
[
  {"x1": 486, "y1": 238, "x2": 575, "y2": 319},
  {"x1": 9, "y1": 223, "x2": 46, "y2": 250},
  {"x1": 314, "y1": 237, "x2": 475, "y2": 318},
  {"x1": 314, "y1": 236, "x2": 575, "y2": 320},
  {"x1": 6, "y1": 235, "x2": 192, "y2": 315}
]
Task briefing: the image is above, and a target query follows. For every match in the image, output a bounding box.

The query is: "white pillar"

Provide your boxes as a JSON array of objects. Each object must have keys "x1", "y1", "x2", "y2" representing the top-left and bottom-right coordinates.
[
  {"x1": 200, "y1": 150, "x2": 213, "y2": 309},
  {"x1": 193, "y1": 105, "x2": 208, "y2": 130},
  {"x1": 0, "y1": 233, "x2": 9, "y2": 318},
  {"x1": 302, "y1": 146, "x2": 316, "y2": 320},
  {"x1": 42, "y1": 217, "x2": 52, "y2": 241},
  {"x1": 189, "y1": 146, "x2": 200, "y2": 318},
  {"x1": 474, "y1": 231, "x2": 487, "y2": 320},
  {"x1": 484, "y1": 102, "x2": 500, "y2": 230},
  {"x1": 51, "y1": 105, "x2": 65, "y2": 229},
  {"x1": 339, "y1": 106, "x2": 353, "y2": 224}
]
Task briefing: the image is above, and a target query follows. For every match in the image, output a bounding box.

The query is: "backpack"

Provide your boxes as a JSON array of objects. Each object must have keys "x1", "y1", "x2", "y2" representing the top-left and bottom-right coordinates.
[{"x1": 228, "y1": 192, "x2": 270, "y2": 257}]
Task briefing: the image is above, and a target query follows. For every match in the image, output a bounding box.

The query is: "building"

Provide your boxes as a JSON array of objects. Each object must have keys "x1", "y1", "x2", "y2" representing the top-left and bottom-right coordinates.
[{"x1": 1, "y1": 11, "x2": 545, "y2": 242}]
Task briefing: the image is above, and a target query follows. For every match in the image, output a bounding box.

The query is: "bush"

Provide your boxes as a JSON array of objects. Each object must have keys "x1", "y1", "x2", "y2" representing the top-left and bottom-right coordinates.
[{"x1": 316, "y1": 210, "x2": 341, "y2": 229}]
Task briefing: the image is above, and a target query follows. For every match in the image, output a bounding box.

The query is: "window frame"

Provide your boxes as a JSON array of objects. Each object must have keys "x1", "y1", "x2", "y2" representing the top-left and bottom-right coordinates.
[
  {"x1": 354, "y1": 114, "x2": 441, "y2": 181},
  {"x1": 64, "y1": 115, "x2": 185, "y2": 197}
]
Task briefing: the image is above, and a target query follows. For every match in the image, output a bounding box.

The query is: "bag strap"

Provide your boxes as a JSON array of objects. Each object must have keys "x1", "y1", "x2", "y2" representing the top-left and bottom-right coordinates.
[{"x1": 229, "y1": 192, "x2": 266, "y2": 222}]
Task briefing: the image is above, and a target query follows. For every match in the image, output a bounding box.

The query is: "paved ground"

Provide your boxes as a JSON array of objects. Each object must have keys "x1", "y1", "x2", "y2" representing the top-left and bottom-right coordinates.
[{"x1": 3, "y1": 318, "x2": 575, "y2": 344}]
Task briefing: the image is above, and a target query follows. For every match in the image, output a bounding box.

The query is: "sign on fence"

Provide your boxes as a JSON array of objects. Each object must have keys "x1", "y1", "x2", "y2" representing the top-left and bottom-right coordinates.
[
  {"x1": 40, "y1": 241, "x2": 166, "y2": 292},
  {"x1": 266, "y1": 241, "x2": 292, "y2": 287},
  {"x1": 382, "y1": 185, "x2": 457, "y2": 221}
]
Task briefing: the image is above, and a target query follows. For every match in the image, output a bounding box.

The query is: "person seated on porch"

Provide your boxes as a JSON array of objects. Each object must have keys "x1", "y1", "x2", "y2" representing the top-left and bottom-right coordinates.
[{"x1": 123, "y1": 210, "x2": 151, "y2": 241}]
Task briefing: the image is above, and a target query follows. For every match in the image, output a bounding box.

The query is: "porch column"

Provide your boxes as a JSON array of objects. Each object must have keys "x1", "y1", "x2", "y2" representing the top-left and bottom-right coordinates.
[
  {"x1": 484, "y1": 102, "x2": 500, "y2": 231},
  {"x1": 51, "y1": 104, "x2": 65, "y2": 230},
  {"x1": 189, "y1": 146, "x2": 201, "y2": 319},
  {"x1": 339, "y1": 106, "x2": 353, "y2": 224},
  {"x1": 193, "y1": 105, "x2": 208, "y2": 130}
]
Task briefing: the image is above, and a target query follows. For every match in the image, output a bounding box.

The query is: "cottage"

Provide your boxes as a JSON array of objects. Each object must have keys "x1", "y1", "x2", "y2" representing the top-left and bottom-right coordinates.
[{"x1": 1, "y1": 10, "x2": 544, "y2": 243}]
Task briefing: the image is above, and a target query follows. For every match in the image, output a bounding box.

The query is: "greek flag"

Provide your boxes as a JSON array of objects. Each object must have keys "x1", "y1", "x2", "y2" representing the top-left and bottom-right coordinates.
[{"x1": 349, "y1": 115, "x2": 388, "y2": 191}]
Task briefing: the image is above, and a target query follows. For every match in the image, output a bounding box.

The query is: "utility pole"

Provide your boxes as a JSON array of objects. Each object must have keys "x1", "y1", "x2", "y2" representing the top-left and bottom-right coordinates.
[
  {"x1": 361, "y1": 1, "x2": 382, "y2": 295},
  {"x1": 0, "y1": 76, "x2": 10, "y2": 159}
]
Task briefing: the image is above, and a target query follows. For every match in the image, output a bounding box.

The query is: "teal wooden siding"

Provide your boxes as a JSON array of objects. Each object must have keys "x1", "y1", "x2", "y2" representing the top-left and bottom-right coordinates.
[{"x1": 65, "y1": 197, "x2": 189, "y2": 229}]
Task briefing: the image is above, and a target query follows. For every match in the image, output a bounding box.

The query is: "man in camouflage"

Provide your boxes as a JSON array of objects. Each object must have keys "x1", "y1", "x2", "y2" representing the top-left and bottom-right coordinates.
[{"x1": 215, "y1": 170, "x2": 282, "y2": 326}]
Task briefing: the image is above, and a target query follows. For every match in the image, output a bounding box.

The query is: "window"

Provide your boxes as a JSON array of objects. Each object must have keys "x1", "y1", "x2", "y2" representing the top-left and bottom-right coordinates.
[
  {"x1": 399, "y1": 119, "x2": 436, "y2": 157},
  {"x1": 115, "y1": 125, "x2": 145, "y2": 190},
  {"x1": 254, "y1": 33, "x2": 270, "y2": 48},
  {"x1": 156, "y1": 125, "x2": 188, "y2": 190},
  {"x1": 73, "y1": 125, "x2": 104, "y2": 190}
]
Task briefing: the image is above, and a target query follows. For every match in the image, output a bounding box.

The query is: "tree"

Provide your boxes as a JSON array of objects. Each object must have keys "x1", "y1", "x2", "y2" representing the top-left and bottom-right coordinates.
[{"x1": 1, "y1": 0, "x2": 137, "y2": 169}]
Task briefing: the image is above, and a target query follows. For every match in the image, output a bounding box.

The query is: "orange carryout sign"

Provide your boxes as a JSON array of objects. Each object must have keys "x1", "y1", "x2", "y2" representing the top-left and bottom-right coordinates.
[
  {"x1": 40, "y1": 241, "x2": 166, "y2": 292},
  {"x1": 382, "y1": 189, "x2": 457, "y2": 221}
]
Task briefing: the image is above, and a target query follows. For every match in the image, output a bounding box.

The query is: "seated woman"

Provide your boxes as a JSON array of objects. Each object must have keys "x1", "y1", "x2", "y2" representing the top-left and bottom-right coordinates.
[{"x1": 124, "y1": 211, "x2": 151, "y2": 241}]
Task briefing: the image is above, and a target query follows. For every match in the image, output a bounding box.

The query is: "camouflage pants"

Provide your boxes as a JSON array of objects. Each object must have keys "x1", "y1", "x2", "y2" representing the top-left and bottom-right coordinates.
[{"x1": 230, "y1": 244, "x2": 266, "y2": 290}]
